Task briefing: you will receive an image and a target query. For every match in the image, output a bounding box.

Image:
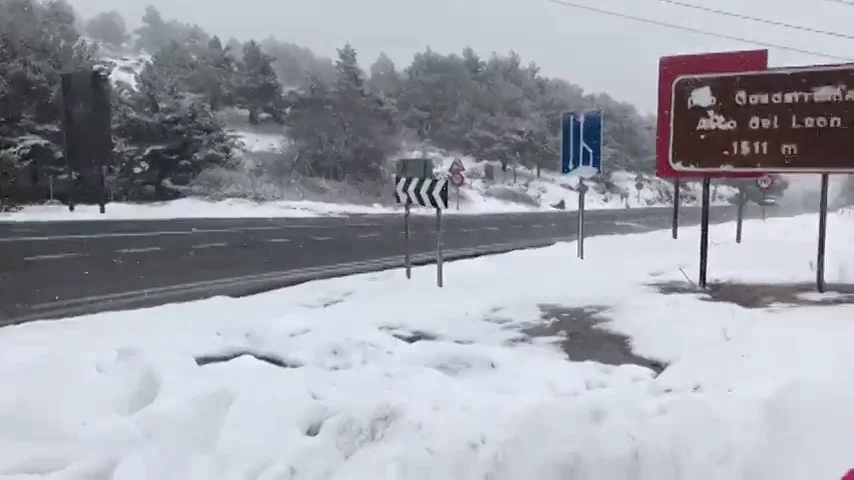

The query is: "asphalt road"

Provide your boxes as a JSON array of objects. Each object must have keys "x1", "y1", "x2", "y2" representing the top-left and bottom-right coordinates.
[{"x1": 0, "y1": 204, "x2": 777, "y2": 323}]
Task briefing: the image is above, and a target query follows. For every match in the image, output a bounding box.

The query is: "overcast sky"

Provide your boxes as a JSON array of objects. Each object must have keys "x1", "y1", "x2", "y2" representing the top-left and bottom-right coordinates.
[{"x1": 67, "y1": 0, "x2": 853, "y2": 113}]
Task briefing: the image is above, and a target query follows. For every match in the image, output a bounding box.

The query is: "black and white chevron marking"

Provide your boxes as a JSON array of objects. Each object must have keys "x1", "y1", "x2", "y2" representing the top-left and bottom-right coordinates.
[{"x1": 394, "y1": 176, "x2": 449, "y2": 209}]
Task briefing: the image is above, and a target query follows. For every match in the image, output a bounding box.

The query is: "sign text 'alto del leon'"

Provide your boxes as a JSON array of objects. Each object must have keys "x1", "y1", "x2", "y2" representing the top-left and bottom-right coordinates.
[{"x1": 669, "y1": 65, "x2": 854, "y2": 173}]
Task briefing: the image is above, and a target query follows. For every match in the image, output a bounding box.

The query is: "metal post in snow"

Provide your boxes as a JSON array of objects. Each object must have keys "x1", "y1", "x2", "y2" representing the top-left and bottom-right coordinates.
[
  {"x1": 672, "y1": 179, "x2": 680, "y2": 239},
  {"x1": 99, "y1": 165, "x2": 106, "y2": 214},
  {"x1": 817, "y1": 173, "x2": 829, "y2": 293},
  {"x1": 404, "y1": 203, "x2": 411, "y2": 279},
  {"x1": 699, "y1": 177, "x2": 711, "y2": 288},
  {"x1": 577, "y1": 179, "x2": 587, "y2": 259},
  {"x1": 436, "y1": 207, "x2": 444, "y2": 287},
  {"x1": 735, "y1": 188, "x2": 745, "y2": 244},
  {"x1": 456, "y1": 185, "x2": 460, "y2": 210}
]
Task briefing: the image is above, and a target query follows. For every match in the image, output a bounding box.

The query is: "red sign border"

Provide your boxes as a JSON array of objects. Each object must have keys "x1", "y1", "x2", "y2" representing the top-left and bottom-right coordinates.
[{"x1": 656, "y1": 49, "x2": 769, "y2": 179}]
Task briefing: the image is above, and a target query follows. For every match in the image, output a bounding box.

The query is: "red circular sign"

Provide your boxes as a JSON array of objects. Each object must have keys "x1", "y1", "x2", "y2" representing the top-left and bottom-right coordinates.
[
  {"x1": 756, "y1": 175, "x2": 774, "y2": 189},
  {"x1": 451, "y1": 172, "x2": 465, "y2": 187}
]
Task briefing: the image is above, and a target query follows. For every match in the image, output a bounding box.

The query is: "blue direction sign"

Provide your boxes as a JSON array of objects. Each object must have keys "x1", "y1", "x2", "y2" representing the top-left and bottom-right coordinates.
[{"x1": 561, "y1": 110, "x2": 603, "y2": 177}]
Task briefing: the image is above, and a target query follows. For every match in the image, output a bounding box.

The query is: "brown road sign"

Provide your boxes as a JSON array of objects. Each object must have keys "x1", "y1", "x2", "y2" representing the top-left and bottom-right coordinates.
[{"x1": 669, "y1": 65, "x2": 854, "y2": 173}]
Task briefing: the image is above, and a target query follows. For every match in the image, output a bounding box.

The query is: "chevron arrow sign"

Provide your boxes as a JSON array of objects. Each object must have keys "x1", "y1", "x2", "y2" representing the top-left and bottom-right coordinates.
[{"x1": 394, "y1": 177, "x2": 449, "y2": 209}]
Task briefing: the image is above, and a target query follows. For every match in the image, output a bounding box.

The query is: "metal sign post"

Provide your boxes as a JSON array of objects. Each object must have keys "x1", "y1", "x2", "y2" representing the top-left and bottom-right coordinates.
[
  {"x1": 404, "y1": 203, "x2": 411, "y2": 279},
  {"x1": 561, "y1": 109, "x2": 603, "y2": 260},
  {"x1": 817, "y1": 173, "x2": 830, "y2": 293},
  {"x1": 60, "y1": 69, "x2": 113, "y2": 213},
  {"x1": 449, "y1": 159, "x2": 465, "y2": 211},
  {"x1": 735, "y1": 187, "x2": 745, "y2": 244},
  {"x1": 394, "y1": 171, "x2": 449, "y2": 286},
  {"x1": 436, "y1": 208, "x2": 444, "y2": 287},
  {"x1": 577, "y1": 181, "x2": 588, "y2": 259},
  {"x1": 672, "y1": 179, "x2": 680, "y2": 239},
  {"x1": 99, "y1": 165, "x2": 107, "y2": 214},
  {"x1": 699, "y1": 177, "x2": 711, "y2": 288}
]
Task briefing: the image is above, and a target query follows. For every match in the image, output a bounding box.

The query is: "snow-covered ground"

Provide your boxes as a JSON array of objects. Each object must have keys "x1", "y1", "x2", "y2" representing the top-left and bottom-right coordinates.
[
  {"x1": 0, "y1": 198, "x2": 389, "y2": 221},
  {"x1": 1, "y1": 213, "x2": 853, "y2": 479}
]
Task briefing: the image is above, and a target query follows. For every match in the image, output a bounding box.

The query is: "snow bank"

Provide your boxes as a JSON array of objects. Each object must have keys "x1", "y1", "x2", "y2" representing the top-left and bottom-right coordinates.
[{"x1": 0, "y1": 213, "x2": 853, "y2": 478}]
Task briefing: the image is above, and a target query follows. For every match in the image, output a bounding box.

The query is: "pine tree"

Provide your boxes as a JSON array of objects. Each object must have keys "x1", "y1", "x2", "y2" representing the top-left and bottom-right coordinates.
[
  {"x1": 147, "y1": 40, "x2": 196, "y2": 94},
  {"x1": 196, "y1": 36, "x2": 236, "y2": 111},
  {"x1": 133, "y1": 5, "x2": 167, "y2": 53},
  {"x1": 114, "y1": 64, "x2": 237, "y2": 200},
  {"x1": 85, "y1": 11, "x2": 128, "y2": 49},
  {"x1": 368, "y1": 52, "x2": 400, "y2": 98},
  {"x1": 335, "y1": 43, "x2": 363, "y2": 91},
  {"x1": 237, "y1": 40, "x2": 283, "y2": 124}
]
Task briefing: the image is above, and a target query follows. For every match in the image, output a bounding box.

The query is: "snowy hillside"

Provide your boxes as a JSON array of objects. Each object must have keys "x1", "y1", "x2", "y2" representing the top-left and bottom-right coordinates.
[{"x1": 6, "y1": 51, "x2": 736, "y2": 222}]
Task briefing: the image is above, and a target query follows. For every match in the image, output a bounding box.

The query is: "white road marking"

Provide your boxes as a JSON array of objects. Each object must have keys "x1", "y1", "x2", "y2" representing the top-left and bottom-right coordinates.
[
  {"x1": 310, "y1": 236, "x2": 334, "y2": 241},
  {"x1": 462, "y1": 228, "x2": 476, "y2": 233},
  {"x1": 191, "y1": 242, "x2": 227, "y2": 249},
  {"x1": 116, "y1": 246, "x2": 161, "y2": 253},
  {"x1": 23, "y1": 253, "x2": 81, "y2": 261},
  {"x1": 532, "y1": 224, "x2": 544, "y2": 228},
  {"x1": 0, "y1": 225, "x2": 337, "y2": 242},
  {"x1": 267, "y1": 238, "x2": 292, "y2": 243},
  {"x1": 512, "y1": 225, "x2": 524, "y2": 228},
  {"x1": 485, "y1": 227, "x2": 499, "y2": 231},
  {"x1": 357, "y1": 233, "x2": 380, "y2": 239}
]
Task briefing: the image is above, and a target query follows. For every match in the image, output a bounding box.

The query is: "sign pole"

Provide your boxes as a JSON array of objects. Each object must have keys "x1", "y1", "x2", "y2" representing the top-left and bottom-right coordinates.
[
  {"x1": 99, "y1": 165, "x2": 107, "y2": 214},
  {"x1": 672, "y1": 179, "x2": 680, "y2": 239},
  {"x1": 456, "y1": 185, "x2": 460, "y2": 210},
  {"x1": 735, "y1": 187, "x2": 745, "y2": 244},
  {"x1": 436, "y1": 207, "x2": 444, "y2": 287},
  {"x1": 817, "y1": 173, "x2": 829, "y2": 293},
  {"x1": 672, "y1": 179, "x2": 681, "y2": 239},
  {"x1": 404, "y1": 203, "x2": 411, "y2": 279},
  {"x1": 577, "y1": 180, "x2": 587, "y2": 259},
  {"x1": 699, "y1": 176, "x2": 711, "y2": 288}
]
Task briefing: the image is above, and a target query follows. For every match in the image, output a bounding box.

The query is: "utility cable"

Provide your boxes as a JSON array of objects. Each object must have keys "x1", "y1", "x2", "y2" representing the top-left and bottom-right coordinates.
[
  {"x1": 545, "y1": 0, "x2": 853, "y2": 61},
  {"x1": 656, "y1": 0, "x2": 854, "y2": 41}
]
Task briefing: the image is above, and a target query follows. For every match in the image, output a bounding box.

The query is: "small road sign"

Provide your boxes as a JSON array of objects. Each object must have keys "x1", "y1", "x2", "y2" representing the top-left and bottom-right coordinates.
[
  {"x1": 669, "y1": 64, "x2": 854, "y2": 173},
  {"x1": 561, "y1": 110, "x2": 603, "y2": 178},
  {"x1": 449, "y1": 158, "x2": 465, "y2": 175},
  {"x1": 394, "y1": 177, "x2": 449, "y2": 209},
  {"x1": 757, "y1": 174, "x2": 774, "y2": 189},
  {"x1": 451, "y1": 172, "x2": 465, "y2": 187},
  {"x1": 635, "y1": 181, "x2": 644, "y2": 191}
]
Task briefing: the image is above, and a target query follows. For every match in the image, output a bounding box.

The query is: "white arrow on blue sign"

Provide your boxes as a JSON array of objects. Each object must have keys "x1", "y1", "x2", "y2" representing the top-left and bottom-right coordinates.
[{"x1": 561, "y1": 110, "x2": 603, "y2": 178}]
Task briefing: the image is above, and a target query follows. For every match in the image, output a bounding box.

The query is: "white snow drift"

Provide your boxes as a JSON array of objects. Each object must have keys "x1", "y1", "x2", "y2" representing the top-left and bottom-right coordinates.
[{"x1": 0, "y1": 213, "x2": 852, "y2": 479}]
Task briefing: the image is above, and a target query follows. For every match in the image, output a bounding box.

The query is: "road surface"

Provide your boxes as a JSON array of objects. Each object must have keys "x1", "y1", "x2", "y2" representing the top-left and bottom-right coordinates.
[{"x1": 0, "y1": 205, "x2": 770, "y2": 323}]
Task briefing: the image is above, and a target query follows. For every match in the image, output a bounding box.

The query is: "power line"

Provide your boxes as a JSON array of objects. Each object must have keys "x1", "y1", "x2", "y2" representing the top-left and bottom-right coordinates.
[
  {"x1": 825, "y1": 0, "x2": 854, "y2": 6},
  {"x1": 656, "y1": 0, "x2": 854, "y2": 41},
  {"x1": 545, "y1": 0, "x2": 853, "y2": 62}
]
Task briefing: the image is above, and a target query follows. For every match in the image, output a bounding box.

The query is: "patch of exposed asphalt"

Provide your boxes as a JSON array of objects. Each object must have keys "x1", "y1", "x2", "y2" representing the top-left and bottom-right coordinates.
[
  {"x1": 650, "y1": 281, "x2": 854, "y2": 309},
  {"x1": 527, "y1": 304, "x2": 667, "y2": 374}
]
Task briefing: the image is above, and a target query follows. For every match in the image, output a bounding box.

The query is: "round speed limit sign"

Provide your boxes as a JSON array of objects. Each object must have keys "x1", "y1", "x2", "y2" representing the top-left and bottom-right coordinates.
[{"x1": 756, "y1": 175, "x2": 774, "y2": 189}]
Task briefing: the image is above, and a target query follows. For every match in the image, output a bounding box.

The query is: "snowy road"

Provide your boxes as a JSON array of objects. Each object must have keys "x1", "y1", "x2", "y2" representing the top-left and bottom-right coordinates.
[
  {"x1": 0, "y1": 205, "x2": 772, "y2": 323},
  {"x1": 0, "y1": 212, "x2": 852, "y2": 479}
]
